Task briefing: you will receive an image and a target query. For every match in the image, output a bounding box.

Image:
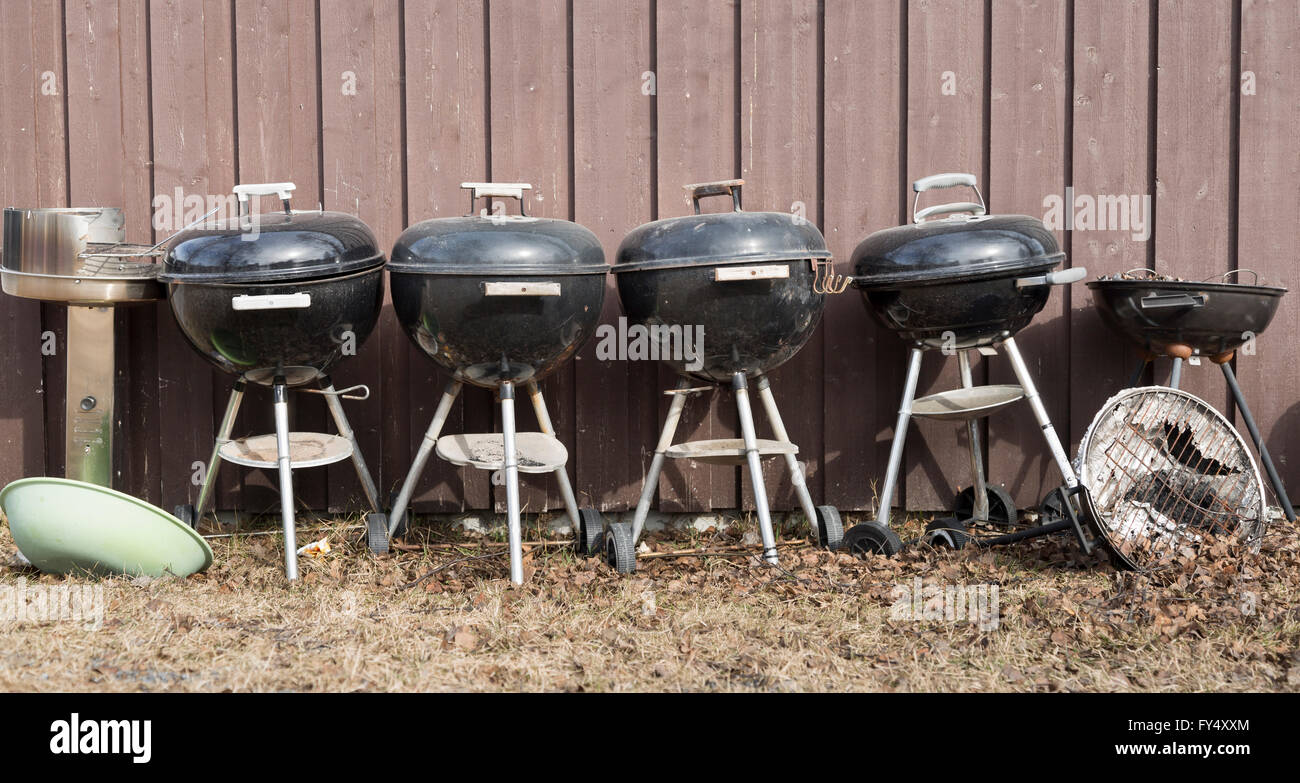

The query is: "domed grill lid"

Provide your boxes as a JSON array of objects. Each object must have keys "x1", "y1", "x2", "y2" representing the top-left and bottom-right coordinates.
[
  {"x1": 614, "y1": 180, "x2": 831, "y2": 273},
  {"x1": 852, "y1": 173, "x2": 1064, "y2": 287},
  {"x1": 161, "y1": 183, "x2": 384, "y2": 283},
  {"x1": 389, "y1": 183, "x2": 608, "y2": 276}
]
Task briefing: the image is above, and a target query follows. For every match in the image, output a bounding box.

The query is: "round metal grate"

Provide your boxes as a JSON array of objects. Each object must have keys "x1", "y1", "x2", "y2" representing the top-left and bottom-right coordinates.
[{"x1": 1076, "y1": 386, "x2": 1267, "y2": 571}]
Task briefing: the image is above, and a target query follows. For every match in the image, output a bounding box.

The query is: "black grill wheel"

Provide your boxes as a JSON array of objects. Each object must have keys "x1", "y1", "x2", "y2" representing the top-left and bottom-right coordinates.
[
  {"x1": 604, "y1": 522, "x2": 636, "y2": 574},
  {"x1": 954, "y1": 484, "x2": 1017, "y2": 528},
  {"x1": 842, "y1": 522, "x2": 904, "y2": 557},
  {"x1": 924, "y1": 517, "x2": 971, "y2": 549},
  {"x1": 577, "y1": 508, "x2": 605, "y2": 556}
]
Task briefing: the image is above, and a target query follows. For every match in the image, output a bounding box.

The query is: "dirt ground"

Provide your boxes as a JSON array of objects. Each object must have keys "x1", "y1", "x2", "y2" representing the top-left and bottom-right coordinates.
[{"x1": 1, "y1": 512, "x2": 1298, "y2": 692}]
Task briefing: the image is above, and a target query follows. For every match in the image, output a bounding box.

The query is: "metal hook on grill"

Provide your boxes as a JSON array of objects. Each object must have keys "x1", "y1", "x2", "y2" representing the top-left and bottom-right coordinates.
[
  {"x1": 302, "y1": 384, "x2": 371, "y2": 401},
  {"x1": 810, "y1": 259, "x2": 851, "y2": 294}
]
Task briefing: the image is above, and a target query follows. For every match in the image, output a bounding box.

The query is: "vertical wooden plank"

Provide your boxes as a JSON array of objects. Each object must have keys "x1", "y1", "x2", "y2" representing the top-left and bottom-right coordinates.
[
  {"x1": 233, "y1": 0, "x2": 327, "y2": 513},
  {"x1": 1068, "y1": 0, "x2": 1152, "y2": 451},
  {"x1": 654, "y1": 0, "x2": 740, "y2": 512},
  {"x1": 0, "y1": 0, "x2": 65, "y2": 485},
  {"x1": 319, "y1": 0, "x2": 404, "y2": 512},
  {"x1": 488, "y1": 0, "x2": 573, "y2": 513},
  {"x1": 823, "y1": 0, "x2": 905, "y2": 513},
  {"x1": 149, "y1": 0, "x2": 236, "y2": 512},
  {"x1": 905, "y1": 0, "x2": 988, "y2": 511},
  {"x1": 1153, "y1": 0, "x2": 1234, "y2": 411},
  {"x1": 738, "y1": 0, "x2": 823, "y2": 512},
  {"x1": 402, "y1": 0, "x2": 490, "y2": 512},
  {"x1": 572, "y1": 0, "x2": 656, "y2": 512},
  {"x1": 66, "y1": 0, "x2": 159, "y2": 500},
  {"x1": 986, "y1": 0, "x2": 1069, "y2": 509},
  {"x1": 1237, "y1": 0, "x2": 1300, "y2": 498}
]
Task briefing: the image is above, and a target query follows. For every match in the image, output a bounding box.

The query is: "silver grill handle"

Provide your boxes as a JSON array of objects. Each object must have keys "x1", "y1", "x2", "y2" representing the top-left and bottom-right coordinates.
[
  {"x1": 912, "y1": 172, "x2": 987, "y2": 223},
  {"x1": 234, "y1": 182, "x2": 296, "y2": 216},
  {"x1": 1015, "y1": 267, "x2": 1087, "y2": 288}
]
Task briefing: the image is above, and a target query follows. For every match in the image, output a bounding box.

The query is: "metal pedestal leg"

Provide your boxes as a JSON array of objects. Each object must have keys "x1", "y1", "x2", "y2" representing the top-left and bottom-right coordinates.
[
  {"x1": 755, "y1": 376, "x2": 820, "y2": 541},
  {"x1": 195, "y1": 380, "x2": 246, "y2": 520},
  {"x1": 1003, "y1": 337, "x2": 1078, "y2": 487},
  {"x1": 959, "y1": 351, "x2": 989, "y2": 521},
  {"x1": 1168, "y1": 357, "x2": 1184, "y2": 389},
  {"x1": 733, "y1": 373, "x2": 778, "y2": 565},
  {"x1": 630, "y1": 377, "x2": 692, "y2": 543},
  {"x1": 500, "y1": 382, "x2": 524, "y2": 585},
  {"x1": 389, "y1": 380, "x2": 463, "y2": 536},
  {"x1": 1222, "y1": 362, "x2": 1295, "y2": 522},
  {"x1": 526, "y1": 381, "x2": 582, "y2": 533},
  {"x1": 272, "y1": 378, "x2": 299, "y2": 581},
  {"x1": 320, "y1": 375, "x2": 380, "y2": 513},
  {"x1": 877, "y1": 348, "x2": 924, "y2": 527}
]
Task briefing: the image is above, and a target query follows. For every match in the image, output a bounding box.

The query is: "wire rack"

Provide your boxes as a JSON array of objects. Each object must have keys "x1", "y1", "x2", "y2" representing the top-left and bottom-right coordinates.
[
  {"x1": 75, "y1": 243, "x2": 164, "y2": 279},
  {"x1": 1080, "y1": 387, "x2": 1266, "y2": 570}
]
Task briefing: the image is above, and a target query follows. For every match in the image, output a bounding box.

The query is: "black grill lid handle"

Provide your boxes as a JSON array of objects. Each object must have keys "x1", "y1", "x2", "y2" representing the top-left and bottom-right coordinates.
[
  {"x1": 911, "y1": 172, "x2": 987, "y2": 224},
  {"x1": 462, "y1": 182, "x2": 532, "y2": 217},
  {"x1": 683, "y1": 179, "x2": 744, "y2": 214},
  {"x1": 233, "y1": 182, "x2": 296, "y2": 216}
]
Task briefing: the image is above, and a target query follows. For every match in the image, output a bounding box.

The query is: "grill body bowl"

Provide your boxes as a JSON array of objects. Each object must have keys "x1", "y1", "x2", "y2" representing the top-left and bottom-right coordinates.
[
  {"x1": 852, "y1": 212, "x2": 1064, "y2": 349},
  {"x1": 1088, "y1": 278, "x2": 1285, "y2": 356},
  {"x1": 388, "y1": 212, "x2": 609, "y2": 388},
  {"x1": 166, "y1": 266, "x2": 384, "y2": 386},
  {"x1": 389, "y1": 270, "x2": 606, "y2": 387},
  {"x1": 615, "y1": 259, "x2": 824, "y2": 382}
]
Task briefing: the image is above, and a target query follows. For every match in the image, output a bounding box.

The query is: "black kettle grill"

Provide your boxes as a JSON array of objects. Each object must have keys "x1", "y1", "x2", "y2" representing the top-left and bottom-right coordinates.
[
  {"x1": 161, "y1": 183, "x2": 386, "y2": 580},
  {"x1": 1089, "y1": 269, "x2": 1294, "y2": 522},
  {"x1": 372, "y1": 183, "x2": 609, "y2": 584},
  {"x1": 843, "y1": 173, "x2": 1088, "y2": 555},
  {"x1": 589, "y1": 179, "x2": 847, "y2": 574}
]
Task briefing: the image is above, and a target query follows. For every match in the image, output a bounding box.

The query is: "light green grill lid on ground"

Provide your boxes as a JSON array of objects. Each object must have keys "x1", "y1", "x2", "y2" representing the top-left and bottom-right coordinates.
[{"x1": 0, "y1": 477, "x2": 213, "y2": 577}]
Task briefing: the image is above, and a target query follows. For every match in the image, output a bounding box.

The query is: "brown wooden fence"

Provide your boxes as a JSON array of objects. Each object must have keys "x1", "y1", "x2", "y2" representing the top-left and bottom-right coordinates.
[{"x1": 2, "y1": 0, "x2": 1296, "y2": 519}]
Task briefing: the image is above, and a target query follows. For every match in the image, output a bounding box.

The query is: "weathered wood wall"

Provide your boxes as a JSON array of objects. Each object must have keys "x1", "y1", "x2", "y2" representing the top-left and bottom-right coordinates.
[{"x1": 2, "y1": 0, "x2": 1295, "y2": 518}]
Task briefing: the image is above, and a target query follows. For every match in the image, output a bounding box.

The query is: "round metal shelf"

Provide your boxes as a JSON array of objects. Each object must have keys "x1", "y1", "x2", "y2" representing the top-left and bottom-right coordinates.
[
  {"x1": 911, "y1": 384, "x2": 1026, "y2": 421},
  {"x1": 435, "y1": 432, "x2": 568, "y2": 473},
  {"x1": 665, "y1": 438, "x2": 798, "y2": 466}
]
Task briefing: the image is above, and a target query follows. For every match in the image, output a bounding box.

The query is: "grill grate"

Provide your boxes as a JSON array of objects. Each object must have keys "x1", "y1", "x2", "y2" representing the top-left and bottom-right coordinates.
[
  {"x1": 1077, "y1": 387, "x2": 1266, "y2": 571},
  {"x1": 76, "y1": 243, "x2": 163, "y2": 279}
]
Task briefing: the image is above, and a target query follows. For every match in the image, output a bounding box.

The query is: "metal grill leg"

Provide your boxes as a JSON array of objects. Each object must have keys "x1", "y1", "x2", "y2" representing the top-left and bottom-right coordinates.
[
  {"x1": 959, "y1": 350, "x2": 989, "y2": 520},
  {"x1": 877, "y1": 348, "x2": 924, "y2": 527},
  {"x1": 734, "y1": 373, "x2": 778, "y2": 565},
  {"x1": 320, "y1": 374, "x2": 380, "y2": 513},
  {"x1": 755, "y1": 376, "x2": 819, "y2": 541},
  {"x1": 272, "y1": 378, "x2": 299, "y2": 581},
  {"x1": 195, "y1": 380, "x2": 246, "y2": 520},
  {"x1": 389, "y1": 380, "x2": 462, "y2": 536},
  {"x1": 1169, "y1": 357, "x2": 1184, "y2": 389},
  {"x1": 1003, "y1": 337, "x2": 1078, "y2": 488},
  {"x1": 1222, "y1": 362, "x2": 1295, "y2": 522},
  {"x1": 500, "y1": 382, "x2": 525, "y2": 585},
  {"x1": 631, "y1": 377, "x2": 692, "y2": 543},
  {"x1": 526, "y1": 381, "x2": 582, "y2": 534}
]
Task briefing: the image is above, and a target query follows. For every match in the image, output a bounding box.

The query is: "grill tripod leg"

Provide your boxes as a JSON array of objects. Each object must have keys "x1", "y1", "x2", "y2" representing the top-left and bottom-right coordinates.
[
  {"x1": 389, "y1": 380, "x2": 462, "y2": 536},
  {"x1": 321, "y1": 374, "x2": 381, "y2": 513},
  {"x1": 959, "y1": 350, "x2": 989, "y2": 521},
  {"x1": 755, "y1": 376, "x2": 819, "y2": 541},
  {"x1": 272, "y1": 379, "x2": 299, "y2": 581},
  {"x1": 1222, "y1": 362, "x2": 1296, "y2": 522},
  {"x1": 877, "y1": 348, "x2": 924, "y2": 528},
  {"x1": 1003, "y1": 337, "x2": 1078, "y2": 488},
  {"x1": 734, "y1": 373, "x2": 778, "y2": 565},
  {"x1": 630, "y1": 377, "x2": 692, "y2": 543},
  {"x1": 526, "y1": 381, "x2": 582, "y2": 534},
  {"x1": 195, "y1": 380, "x2": 246, "y2": 521},
  {"x1": 500, "y1": 382, "x2": 525, "y2": 585}
]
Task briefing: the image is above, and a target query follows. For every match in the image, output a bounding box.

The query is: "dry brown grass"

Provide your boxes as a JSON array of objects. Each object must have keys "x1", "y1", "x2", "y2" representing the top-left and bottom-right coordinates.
[{"x1": 1, "y1": 512, "x2": 1298, "y2": 692}]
